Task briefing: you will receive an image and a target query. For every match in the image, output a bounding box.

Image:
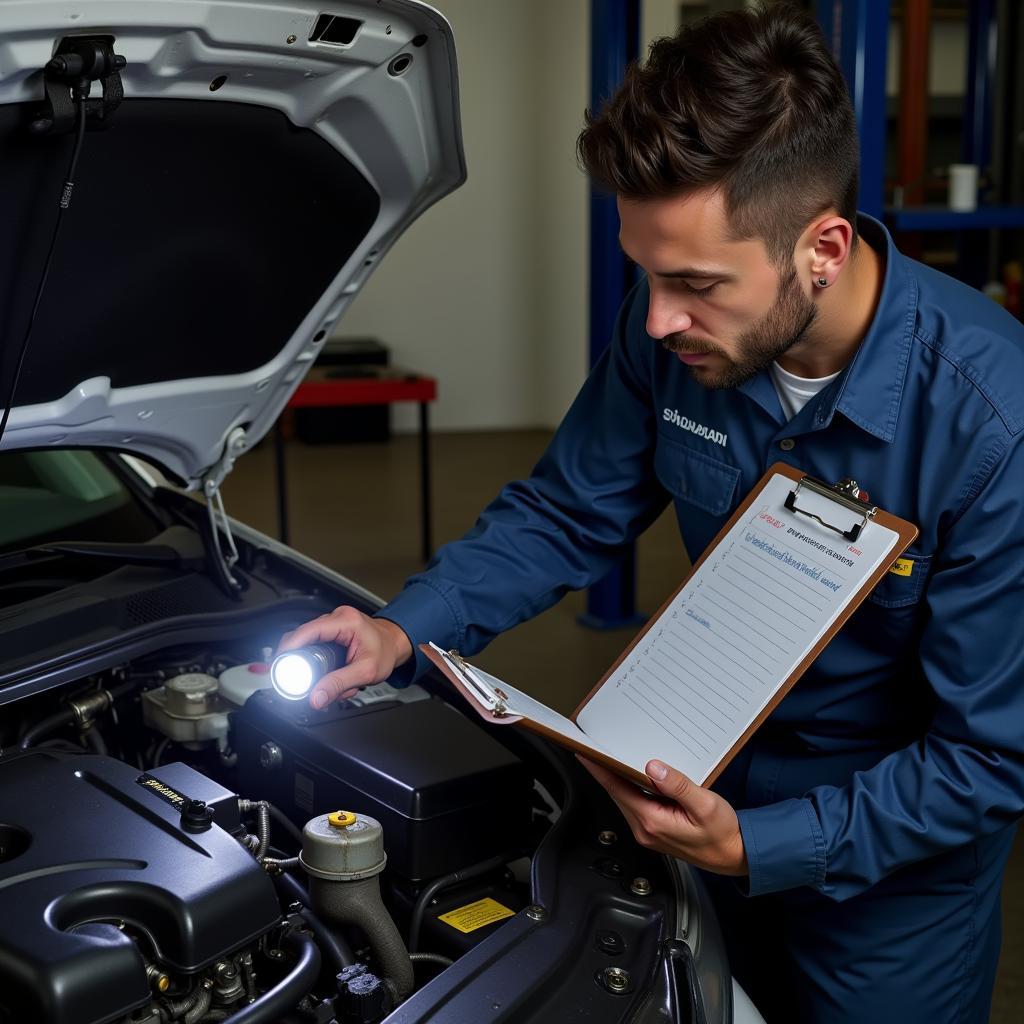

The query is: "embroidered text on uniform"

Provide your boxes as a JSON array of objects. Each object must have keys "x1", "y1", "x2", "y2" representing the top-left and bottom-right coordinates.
[{"x1": 662, "y1": 408, "x2": 728, "y2": 447}]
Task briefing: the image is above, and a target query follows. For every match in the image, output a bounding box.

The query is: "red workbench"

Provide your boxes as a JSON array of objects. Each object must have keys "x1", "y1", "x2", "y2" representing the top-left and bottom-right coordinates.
[{"x1": 275, "y1": 367, "x2": 438, "y2": 562}]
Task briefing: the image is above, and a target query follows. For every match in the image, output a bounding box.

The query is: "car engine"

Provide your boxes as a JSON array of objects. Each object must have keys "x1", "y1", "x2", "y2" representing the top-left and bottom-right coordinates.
[{"x1": 0, "y1": 641, "x2": 540, "y2": 1024}]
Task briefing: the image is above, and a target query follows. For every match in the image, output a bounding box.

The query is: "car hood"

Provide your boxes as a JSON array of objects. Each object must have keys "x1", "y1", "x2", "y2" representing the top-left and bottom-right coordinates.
[{"x1": 0, "y1": 0, "x2": 464, "y2": 489}]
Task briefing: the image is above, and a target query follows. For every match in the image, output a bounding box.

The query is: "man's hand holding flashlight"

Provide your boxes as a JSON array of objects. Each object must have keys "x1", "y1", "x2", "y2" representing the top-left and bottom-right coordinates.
[{"x1": 276, "y1": 607, "x2": 413, "y2": 709}]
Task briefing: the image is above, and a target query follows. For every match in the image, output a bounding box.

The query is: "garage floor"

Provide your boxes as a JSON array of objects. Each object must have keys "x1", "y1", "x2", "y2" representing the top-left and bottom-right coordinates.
[{"x1": 225, "y1": 428, "x2": 1022, "y2": 1020}]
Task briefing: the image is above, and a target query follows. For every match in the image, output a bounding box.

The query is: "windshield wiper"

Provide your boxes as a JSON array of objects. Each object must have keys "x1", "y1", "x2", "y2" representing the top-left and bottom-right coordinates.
[{"x1": 0, "y1": 539, "x2": 206, "y2": 576}]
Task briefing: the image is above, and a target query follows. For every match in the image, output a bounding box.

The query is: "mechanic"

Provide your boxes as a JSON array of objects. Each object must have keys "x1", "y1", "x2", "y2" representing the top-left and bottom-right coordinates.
[{"x1": 278, "y1": 4, "x2": 1024, "y2": 1020}]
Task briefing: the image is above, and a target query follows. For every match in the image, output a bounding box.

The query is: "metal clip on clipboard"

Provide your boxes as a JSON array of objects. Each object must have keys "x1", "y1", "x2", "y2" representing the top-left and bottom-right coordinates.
[
  {"x1": 447, "y1": 650, "x2": 509, "y2": 718},
  {"x1": 784, "y1": 476, "x2": 878, "y2": 543}
]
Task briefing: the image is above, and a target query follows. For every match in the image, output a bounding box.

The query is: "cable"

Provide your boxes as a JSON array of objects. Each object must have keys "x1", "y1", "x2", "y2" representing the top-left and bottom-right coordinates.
[
  {"x1": 267, "y1": 802, "x2": 305, "y2": 848},
  {"x1": 0, "y1": 93, "x2": 87, "y2": 445},
  {"x1": 410, "y1": 952, "x2": 454, "y2": 968}
]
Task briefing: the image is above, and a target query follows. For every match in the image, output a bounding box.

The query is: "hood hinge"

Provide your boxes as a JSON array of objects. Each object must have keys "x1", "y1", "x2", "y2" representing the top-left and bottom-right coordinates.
[{"x1": 201, "y1": 427, "x2": 248, "y2": 590}]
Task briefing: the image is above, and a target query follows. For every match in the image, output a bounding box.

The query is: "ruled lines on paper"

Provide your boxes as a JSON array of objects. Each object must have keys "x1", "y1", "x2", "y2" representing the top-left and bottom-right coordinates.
[{"x1": 576, "y1": 473, "x2": 900, "y2": 782}]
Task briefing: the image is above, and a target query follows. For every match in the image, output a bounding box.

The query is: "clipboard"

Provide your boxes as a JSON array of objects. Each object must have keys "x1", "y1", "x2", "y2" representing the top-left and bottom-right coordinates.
[{"x1": 422, "y1": 462, "x2": 918, "y2": 789}]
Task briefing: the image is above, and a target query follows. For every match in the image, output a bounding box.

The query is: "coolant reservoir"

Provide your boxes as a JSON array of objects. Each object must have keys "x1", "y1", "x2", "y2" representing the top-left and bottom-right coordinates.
[
  {"x1": 218, "y1": 663, "x2": 273, "y2": 707},
  {"x1": 299, "y1": 811, "x2": 387, "y2": 881}
]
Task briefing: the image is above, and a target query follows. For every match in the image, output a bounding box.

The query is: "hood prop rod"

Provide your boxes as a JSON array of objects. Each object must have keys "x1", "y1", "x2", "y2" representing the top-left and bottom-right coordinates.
[{"x1": 201, "y1": 427, "x2": 248, "y2": 597}]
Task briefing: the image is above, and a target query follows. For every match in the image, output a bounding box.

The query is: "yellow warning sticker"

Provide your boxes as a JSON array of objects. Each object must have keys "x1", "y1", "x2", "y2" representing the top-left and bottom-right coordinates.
[
  {"x1": 889, "y1": 558, "x2": 914, "y2": 577},
  {"x1": 438, "y1": 897, "x2": 516, "y2": 934}
]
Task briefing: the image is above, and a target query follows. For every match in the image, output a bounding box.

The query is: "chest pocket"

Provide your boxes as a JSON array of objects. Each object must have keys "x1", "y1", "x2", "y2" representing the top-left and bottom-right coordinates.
[
  {"x1": 654, "y1": 436, "x2": 741, "y2": 517},
  {"x1": 866, "y1": 549, "x2": 932, "y2": 608}
]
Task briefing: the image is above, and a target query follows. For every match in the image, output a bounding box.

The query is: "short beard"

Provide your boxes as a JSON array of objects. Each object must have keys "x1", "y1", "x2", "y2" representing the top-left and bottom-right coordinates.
[{"x1": 663, "y1": 264, "x2": 817, "y2": 390}]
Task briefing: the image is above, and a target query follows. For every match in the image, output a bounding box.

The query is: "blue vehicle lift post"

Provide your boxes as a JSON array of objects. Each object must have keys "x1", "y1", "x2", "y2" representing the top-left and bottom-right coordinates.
[{"x1": 581, "y1": 0, "x2": 644, "y2": 631}]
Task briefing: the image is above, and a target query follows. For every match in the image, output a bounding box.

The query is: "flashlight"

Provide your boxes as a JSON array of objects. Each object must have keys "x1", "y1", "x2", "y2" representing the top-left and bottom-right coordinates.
[{"x1": 270, "y1": 644, "x2": 341, "y2": 701}]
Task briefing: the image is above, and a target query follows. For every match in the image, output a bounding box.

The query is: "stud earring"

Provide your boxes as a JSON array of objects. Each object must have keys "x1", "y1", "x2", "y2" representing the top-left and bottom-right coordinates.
[{"x1": 816, "y1": 276, "x2": 829, "y2": 288}]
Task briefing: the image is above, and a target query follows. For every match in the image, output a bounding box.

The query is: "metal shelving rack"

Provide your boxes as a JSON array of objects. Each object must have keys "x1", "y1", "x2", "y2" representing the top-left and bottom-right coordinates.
[{"x1": 817, "y1": 0, "x2": 1024, "y2": 285}]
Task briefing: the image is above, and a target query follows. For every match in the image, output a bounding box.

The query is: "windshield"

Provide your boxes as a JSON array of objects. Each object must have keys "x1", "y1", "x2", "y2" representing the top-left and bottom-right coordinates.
[{"x1": 0, "y1": 450, "x2": 161, "y2": 551}]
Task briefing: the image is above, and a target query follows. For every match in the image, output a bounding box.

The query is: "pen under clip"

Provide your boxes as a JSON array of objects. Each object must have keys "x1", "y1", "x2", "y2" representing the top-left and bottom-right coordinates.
[{"x1": 447, "y1": 649, "x2": 509, "y2": 718}]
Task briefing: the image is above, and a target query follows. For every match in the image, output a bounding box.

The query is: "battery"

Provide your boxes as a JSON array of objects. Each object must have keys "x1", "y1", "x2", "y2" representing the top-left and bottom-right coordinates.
[{"x1": 233, "y1": 690, "x2": 532, "y2": 882}]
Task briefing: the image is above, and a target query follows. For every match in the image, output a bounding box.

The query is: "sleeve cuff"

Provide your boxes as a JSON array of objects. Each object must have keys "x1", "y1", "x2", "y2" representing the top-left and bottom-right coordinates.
[
  {"x1": 736, "y1": 797, "x2": 827, "y2": 896},
  {"x1": 374, "y1": 581, "x2": 463, "y2": 687}
]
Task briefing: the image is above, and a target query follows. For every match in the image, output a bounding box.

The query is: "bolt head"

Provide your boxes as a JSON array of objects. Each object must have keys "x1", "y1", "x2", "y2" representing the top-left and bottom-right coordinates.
[
  {"x1": 525, "y1": 905, "x2": 547, "y2": 922},
  {"x1": 600, "y1": 966, "x2": 631, "y2": 994},
  {"x1": 286, "y1": 34, "x2": 297, "y2": 44},
  {"x1": 259, "y1": 742, "x2": 283, "y2": 771},
  {"x1": 598, "y1": 830, "x2": 617, "y2": 846},
  {"x1": 630, "y1": 877, "x2": 652, "y2": 896}
]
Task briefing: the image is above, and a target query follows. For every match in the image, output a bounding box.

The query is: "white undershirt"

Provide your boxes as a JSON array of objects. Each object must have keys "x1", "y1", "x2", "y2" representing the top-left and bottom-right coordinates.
[{"x1": 770, "y1": 361, "x2": 842, "y2": 421}]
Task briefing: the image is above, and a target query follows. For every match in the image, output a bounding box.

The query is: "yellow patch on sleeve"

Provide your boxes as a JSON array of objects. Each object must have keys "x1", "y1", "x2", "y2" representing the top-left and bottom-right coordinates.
[
  {"x1": 438, "y1": 897, "x2": 516, "y2": 934},
  {"x1": 889, "y1": 557, "x2": 914, "y2": 577}
]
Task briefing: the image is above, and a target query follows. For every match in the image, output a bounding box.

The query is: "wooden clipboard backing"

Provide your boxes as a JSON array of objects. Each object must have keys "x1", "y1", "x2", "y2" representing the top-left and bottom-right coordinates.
[
  {"x1": 419, "y1": 643, "x2": 653, "y2": 788},
  {"x1": 570, "y1": 462, "x2": 918, "y2": 786}
]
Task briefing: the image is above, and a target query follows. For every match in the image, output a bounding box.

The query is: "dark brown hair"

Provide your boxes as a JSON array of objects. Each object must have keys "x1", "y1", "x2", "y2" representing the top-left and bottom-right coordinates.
[{"x1": 577, "y1": 2, "x2": 859, "y2": 265}]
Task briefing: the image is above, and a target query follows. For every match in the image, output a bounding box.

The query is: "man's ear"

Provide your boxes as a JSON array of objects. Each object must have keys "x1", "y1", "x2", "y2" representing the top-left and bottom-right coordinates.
[{"x1": 798, "y1": 215, "x2": 854, "y2": 288}]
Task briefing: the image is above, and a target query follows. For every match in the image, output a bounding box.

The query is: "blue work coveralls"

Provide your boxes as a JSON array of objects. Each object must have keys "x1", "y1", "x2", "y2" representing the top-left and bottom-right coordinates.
[{"x1": 380, "y1": 217, "x2": 1024, "y2": 1021}]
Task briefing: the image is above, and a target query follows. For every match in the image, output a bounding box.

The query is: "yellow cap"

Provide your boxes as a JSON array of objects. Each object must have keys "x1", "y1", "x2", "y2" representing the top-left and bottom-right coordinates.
[
  {"x1": 156, "y1": 975, "x2": 170, "y2": 993},
  {"x1": 327, "y1": 810, "x2": 357, "y2": 829}
]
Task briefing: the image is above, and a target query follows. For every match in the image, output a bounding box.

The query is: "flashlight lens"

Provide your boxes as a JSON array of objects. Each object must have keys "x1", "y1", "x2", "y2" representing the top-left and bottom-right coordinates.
[{"x1": 272, "y1": 653, "x2": 315, "y2": 699}]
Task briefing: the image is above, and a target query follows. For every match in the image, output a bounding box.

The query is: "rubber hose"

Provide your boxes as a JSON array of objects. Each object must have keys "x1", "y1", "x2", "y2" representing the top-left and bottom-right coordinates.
[
  {"x1": 407, "y1": 850, "x2": 520, "y2": 953},
  {"x1": 309, "y1": 875, "x2": 415, "y2": 1000},
  {"x1": 273, "y1": 872, "x2": 355, "y2": 972},
  {"x1": 262, "y1": 856, "x2": 300, "y2": 871},
  {"x1": 267, "y1": 803, "x2": 304, "y2": 848},
  {"x1": 183, "y1": 985, "x2": 212, "y2": 1024},
  {"x1": 219, "y1": 929, "x2": 320, "y2": 1024},
  {"x1": 299, "y1": 908, "x2": 355, "y2": 973},
  {"x1": 18, "y1": 708, "x2": 75, "y2": 749},
  {"x1": 165, "y1": 985, "x2": 205, "y2": 1018},
  {"x1": 83, "y1": 726, "x2": 107, "y2": 755}
]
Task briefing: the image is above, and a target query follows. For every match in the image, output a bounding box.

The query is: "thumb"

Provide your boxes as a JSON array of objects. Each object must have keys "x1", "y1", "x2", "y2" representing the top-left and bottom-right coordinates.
[{"x1": 646, "y1": 760, "x2": 701, "y2": 808}]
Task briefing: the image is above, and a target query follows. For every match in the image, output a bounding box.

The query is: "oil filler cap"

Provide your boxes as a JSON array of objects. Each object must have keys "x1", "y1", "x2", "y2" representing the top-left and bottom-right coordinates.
[
  {"x1": 328, "y1": 811, "x2": 357, "y2": 829},
  {"x1": 180, "y1": 799, "x2": 215, "y2": 834}
]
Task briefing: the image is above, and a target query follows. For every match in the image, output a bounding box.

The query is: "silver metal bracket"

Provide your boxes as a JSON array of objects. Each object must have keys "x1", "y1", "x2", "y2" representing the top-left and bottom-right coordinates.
[{"x1": 201, "y1": 427, "x2": 247, "y2": 589}]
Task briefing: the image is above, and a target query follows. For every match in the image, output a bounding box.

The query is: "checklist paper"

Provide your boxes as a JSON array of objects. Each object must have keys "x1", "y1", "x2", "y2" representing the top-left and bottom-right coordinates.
[
  {"x1": 423, "y1": 466, "x2": 914, "y2": 790},
  {"x1": 575, "y1": 472, "x2": 901, "y2": 783}
]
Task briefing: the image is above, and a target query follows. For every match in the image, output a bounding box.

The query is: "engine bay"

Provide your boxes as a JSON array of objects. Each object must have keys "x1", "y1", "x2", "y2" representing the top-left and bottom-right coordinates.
[{"x1": 0, "y1": 637, "x2": 545, "y2": 1024}]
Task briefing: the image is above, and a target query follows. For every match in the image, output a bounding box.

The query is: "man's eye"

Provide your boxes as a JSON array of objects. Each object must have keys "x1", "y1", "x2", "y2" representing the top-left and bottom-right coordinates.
[{"x1": 680, "y1": 280, "x2": 721, "y2": 297}]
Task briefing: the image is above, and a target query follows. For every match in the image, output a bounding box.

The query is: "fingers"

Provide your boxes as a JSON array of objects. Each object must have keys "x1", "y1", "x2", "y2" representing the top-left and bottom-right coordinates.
[
  {"x1": 276, "y1": 606, "x2": 363, "y2": 655},
  {"x1": 310, "y1": 659, "x2": 380, "y2": 709}
]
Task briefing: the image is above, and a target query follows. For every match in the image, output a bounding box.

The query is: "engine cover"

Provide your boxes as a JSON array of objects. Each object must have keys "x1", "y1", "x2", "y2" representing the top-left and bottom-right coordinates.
[{"x1": 0, "y1": 751, "x2": 281, "y2": 1024}]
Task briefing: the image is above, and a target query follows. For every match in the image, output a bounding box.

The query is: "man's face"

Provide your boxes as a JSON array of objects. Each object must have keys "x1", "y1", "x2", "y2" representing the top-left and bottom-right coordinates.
[{"x1": 618, "y1": 189, "x2": 817, "y2": 389}]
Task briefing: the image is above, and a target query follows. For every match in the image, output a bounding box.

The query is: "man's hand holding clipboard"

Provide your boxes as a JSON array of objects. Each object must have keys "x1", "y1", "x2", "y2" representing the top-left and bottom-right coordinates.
[{"x1": 423, "y1": 463, "x2": 916, "y2": 875}]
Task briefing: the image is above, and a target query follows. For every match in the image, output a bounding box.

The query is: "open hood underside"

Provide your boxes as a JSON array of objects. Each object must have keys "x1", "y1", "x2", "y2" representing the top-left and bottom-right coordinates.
[{"x1": 0, "y1": 0, "x2": 464, "y2": 488}]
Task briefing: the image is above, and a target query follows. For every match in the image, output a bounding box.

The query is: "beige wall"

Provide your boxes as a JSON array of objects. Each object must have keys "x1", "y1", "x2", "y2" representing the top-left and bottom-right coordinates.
[
  {"x1": 336, "y1": 0, "x2": 588, "y2": 433},
  {"x1": 337, "y1": 0, "x2": 691, "y2": 433}
]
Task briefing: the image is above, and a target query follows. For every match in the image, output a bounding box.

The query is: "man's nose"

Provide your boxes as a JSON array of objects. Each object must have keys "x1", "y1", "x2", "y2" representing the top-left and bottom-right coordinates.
[{"x1": 646, "y1": 292, "x2": 693, "y2": 339}]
